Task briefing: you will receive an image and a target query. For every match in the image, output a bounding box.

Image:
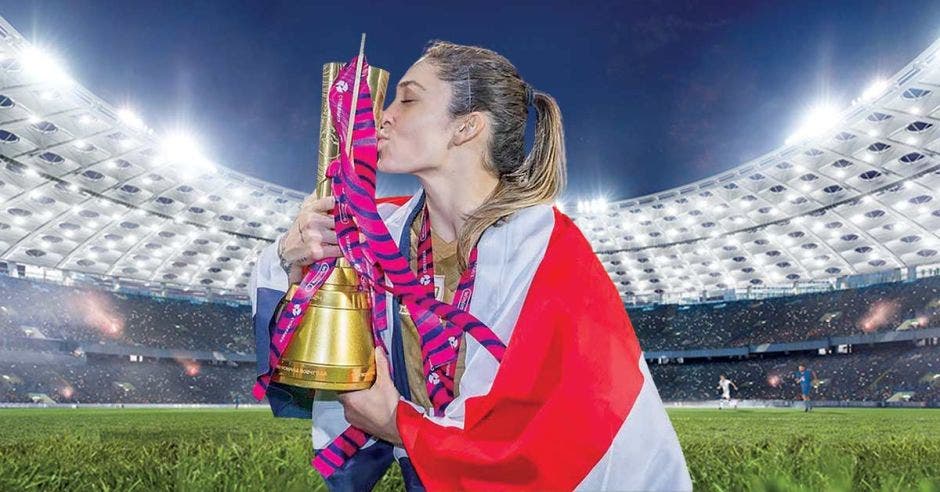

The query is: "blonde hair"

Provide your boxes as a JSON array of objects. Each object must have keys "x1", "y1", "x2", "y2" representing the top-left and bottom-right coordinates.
[{"x1": 422, "y1": 41, "x2": 567, "y2": 268}]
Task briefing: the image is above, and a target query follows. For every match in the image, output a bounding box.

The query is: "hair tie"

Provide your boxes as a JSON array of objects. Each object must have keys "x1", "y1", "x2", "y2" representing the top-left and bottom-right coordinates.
[{"x1": 524, "y1": 83, "x2": 535, "y2": 107}]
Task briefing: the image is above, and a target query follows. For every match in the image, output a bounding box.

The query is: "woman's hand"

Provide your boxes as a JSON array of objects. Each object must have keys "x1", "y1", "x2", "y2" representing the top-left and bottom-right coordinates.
[
  {"x1": 337, "y1": 348, "x2": 403, "y2": 445},
  {"x1": 278, "y1": 195, "x2": 341, "y2": 283}
]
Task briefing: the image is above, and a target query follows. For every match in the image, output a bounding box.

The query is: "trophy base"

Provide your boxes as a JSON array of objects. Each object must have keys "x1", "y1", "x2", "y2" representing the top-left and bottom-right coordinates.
[{"x1": 273, "y1": 359, "x2": 376, "y2": 391}]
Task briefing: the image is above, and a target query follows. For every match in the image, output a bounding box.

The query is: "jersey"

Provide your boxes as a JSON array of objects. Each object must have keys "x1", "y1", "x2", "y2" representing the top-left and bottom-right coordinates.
[
  {"x1": 797, "y1": 369, "x2": 813, "y2": 395},
  {"x1": 400, "y1": 213, "x2": 467, "y2": 410},
  {"x1": 718, "y1": 379, "x2": 733, "y2": 397}
]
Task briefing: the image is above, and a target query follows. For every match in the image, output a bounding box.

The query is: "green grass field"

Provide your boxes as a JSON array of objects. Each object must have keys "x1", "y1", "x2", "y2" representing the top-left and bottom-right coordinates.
[{"x1": 0, "y1": 407, "x2": 937, "y2": 491}]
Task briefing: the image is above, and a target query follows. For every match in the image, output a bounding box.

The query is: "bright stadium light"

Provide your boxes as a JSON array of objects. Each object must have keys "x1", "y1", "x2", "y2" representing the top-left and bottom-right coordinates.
[
  {"x1": 160, "y1": 132, "x2": 217, "y2": 177},
  {"x1": 118, "y1": 108, "x2": 146, "y2": 130},
  {"x1": 785, "y1": 104, "x2": 841, "y2": 145},
  {"x1": 19, "y1": 47, "x2": 72, "y2": 83},
  {"x1": 161, "y1": 133, "x2": 201, "y2": 162},
  {"x1": 576, "y1": 196, "x2": 609, "y2": 214},
  {"x1": 860, "y1": 79, "x2": 890, "y2": 103}
]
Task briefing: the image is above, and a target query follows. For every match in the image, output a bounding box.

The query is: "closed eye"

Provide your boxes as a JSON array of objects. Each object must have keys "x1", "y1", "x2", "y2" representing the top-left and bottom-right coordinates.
[{"x1": 401, "y1": 99, "x2": 415, "y2": 104}]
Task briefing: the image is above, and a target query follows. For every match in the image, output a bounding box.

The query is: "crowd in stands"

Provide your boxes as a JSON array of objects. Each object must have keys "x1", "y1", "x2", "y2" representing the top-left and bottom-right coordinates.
[
  {"x1": 3, "y1": 342, "x2": 935, "y2": 405},
  {"x1": 0, "y1": 353, "x2": 256, "y2": 404},
  {"x1": 649, "y1": 343, "x2": 940, "y2": 403},
  {"x1": 0, "y1": 275, "x2": 252, "y2": 353},
  {"x1": 0, "y1": 272, "x2": 938, "y2": 404},
  {"x1": 629, "y1": 275, "x2": 940, "y2": 351}
]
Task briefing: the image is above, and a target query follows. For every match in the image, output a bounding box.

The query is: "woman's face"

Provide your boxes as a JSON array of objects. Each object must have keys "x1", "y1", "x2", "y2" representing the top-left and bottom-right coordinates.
[{"x1": 377, "y1": 60, "x2": 457, "y2": 175}]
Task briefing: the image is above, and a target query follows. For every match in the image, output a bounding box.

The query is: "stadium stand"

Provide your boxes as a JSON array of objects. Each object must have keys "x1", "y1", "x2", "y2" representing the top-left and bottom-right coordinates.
[
  {"x1": 1, "y1": 270, "x2": 937, "y2": 405},
  {"x1": 630, "y1": 275, "x2": 940, "y2": 351},
  {"x1": 649, "y1": 343, "x2": 939, "y2": 403},
  {"x1": 0, "y1": 355, "x2": 255, "y2": 404},
  {"x1": 0, "y1": 274, "x2": 252, "y2": 353}
]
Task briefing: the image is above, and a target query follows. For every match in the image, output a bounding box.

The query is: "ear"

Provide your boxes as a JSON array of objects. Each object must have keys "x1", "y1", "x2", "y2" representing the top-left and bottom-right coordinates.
[{"x1": 451, "y1": 112, "x2": 487, "y2": 146}]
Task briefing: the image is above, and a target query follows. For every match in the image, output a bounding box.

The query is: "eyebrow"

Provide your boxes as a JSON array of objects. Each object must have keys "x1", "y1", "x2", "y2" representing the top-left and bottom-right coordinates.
[{"x1": 397, "y1": 80, "x2": 426, "y2": 91}]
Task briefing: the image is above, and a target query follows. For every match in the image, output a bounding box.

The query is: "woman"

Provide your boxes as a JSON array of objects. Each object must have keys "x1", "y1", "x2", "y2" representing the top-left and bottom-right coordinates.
[{"x1": 251, "y1": 41, "x2": 691, "y2": 491}]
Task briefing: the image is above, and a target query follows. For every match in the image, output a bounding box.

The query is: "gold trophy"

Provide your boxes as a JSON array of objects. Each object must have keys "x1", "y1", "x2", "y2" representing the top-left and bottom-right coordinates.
[{"x1": 272, "y1": 43, "x2": 389, "y2": 391}]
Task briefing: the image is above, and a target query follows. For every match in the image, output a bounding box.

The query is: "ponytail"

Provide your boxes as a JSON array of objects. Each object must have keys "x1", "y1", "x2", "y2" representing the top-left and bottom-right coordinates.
[{"x1": 457, "y1": 91, "x2": 567, "y2": 268}]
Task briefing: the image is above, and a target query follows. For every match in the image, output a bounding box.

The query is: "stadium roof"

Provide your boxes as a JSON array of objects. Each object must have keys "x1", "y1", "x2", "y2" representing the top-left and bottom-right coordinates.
[
  {"x1": 573, "y1": 39, "x2": 940, "y2": 304},
  {"x1": 0, "y1": 17, "x2": 305, "y2": 302},
  {"x1": 0, "y1": 14, "x2": 939, "y2": 305}
]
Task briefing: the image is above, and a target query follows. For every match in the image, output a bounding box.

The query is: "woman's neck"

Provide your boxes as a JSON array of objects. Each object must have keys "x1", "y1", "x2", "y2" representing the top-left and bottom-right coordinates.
[{"x1": 417, "y1": 165, "x2": 498, "y2": 243}]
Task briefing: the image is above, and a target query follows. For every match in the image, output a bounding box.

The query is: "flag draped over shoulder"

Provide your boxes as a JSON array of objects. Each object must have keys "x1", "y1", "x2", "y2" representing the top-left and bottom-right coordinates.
[{"x1": 394, "y1": 209, "x2": 685, "y2": 490}]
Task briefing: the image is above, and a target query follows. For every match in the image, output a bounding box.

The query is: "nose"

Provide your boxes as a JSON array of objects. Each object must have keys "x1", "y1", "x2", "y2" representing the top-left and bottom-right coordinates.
[{"x1": 379, "y1": 99, "x2": 397, "y2": 130}]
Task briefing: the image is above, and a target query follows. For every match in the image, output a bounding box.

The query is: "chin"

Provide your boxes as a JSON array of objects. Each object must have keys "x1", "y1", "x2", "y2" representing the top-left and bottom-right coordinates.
[
  {"x1": 376, "y1": 157, "x2": 410, "y2": 175},
  {"x1": 376, "y1": 157, "x2": 393, "y2": 173}
]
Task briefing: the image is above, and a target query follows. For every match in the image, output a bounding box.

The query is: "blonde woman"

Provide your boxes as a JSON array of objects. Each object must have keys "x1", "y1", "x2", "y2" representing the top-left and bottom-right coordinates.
[{"x1": 251, "y1": 41, "x2": 691, "y2": 491}]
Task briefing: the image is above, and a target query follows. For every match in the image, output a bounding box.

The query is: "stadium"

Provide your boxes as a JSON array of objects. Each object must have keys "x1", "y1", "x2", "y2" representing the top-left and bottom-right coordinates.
[{"x1": 0, "y1": 8, "x2": 938, "y2": 492}]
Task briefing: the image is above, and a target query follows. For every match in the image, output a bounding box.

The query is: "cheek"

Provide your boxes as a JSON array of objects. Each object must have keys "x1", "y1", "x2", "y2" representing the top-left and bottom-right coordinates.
[{"x1": 378, "y1": 117, "x2": 448, "y2": 173}]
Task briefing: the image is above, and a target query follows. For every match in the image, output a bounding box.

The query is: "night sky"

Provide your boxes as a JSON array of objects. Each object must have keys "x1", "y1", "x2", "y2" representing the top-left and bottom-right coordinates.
[{"x1": 2, "y1": 0, "x2": 940, "y2": 203}]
